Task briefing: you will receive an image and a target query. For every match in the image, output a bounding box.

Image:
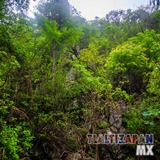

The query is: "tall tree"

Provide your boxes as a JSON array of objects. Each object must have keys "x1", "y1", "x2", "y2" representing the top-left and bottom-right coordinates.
[{"x1": 37, "y1": 0, "x2": 71, "y2": 28}]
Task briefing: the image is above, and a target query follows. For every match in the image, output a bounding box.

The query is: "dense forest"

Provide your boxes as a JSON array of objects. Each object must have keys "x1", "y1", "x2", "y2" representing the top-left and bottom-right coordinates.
[{"x1": 0, "y1": 0, "x2": 160, "y2": 159}]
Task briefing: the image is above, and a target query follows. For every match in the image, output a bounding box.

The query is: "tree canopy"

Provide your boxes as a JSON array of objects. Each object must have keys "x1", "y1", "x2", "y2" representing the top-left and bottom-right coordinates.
[{"x1": 0, "y1": 0, "x2": 160, "y2": 159}]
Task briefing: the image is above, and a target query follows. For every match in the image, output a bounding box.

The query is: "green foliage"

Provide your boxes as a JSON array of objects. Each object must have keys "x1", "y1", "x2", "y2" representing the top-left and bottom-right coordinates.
[
  {"x1": 123, "y1": 105, "x2": 145, "y2": 133},
  {"x1": 69, "y1": 44, "x2": 107, "y2": 96},
  {"x1": 98, "y1": 121, "x2": 109, "y2": 129},
  {"x1": 106, "y1": 40, "x2": 149, "y2": 93},
  {"x1": 66, "y1": 136, "x2": 80, "y2": 151},
  {"x1": 1, "y1": 0, "x2": 160, "y2": 159},
  {"x1": 147, "y1": 59, "x2": 160, "y2": 96},
  {"x1": 131, "y1": 30, "x2": 160, "y2": 61},
  {"x1": 141, "y1": 59, "x2": 160, "y2": 132},
  {"x1": 36, "y1": 16, "x2": 61, "y2": 44},
  {"x1": 0, "y1": 124, "x2": 34, "y2": 159},
  {"x1": 0, "y1": 125, "x2": 21, "y2": 160},
  {"x1": 0, "y1": 125, "x2": 34, "y2": 160},
  {"x1": 106, "y1": 30, "x2": 160, "y2": 94},
  {"x1": 0, "y1": 95, "x2": 34, "y2": 160}
]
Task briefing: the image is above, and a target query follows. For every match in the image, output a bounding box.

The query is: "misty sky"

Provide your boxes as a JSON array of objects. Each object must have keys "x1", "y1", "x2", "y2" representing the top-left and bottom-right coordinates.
[
  {"x1": 29, "y1": 0, "x2": 150, "y2": 20},
  {"x1": 68, "y1": 0, "x2": 149, "y2": 20}
]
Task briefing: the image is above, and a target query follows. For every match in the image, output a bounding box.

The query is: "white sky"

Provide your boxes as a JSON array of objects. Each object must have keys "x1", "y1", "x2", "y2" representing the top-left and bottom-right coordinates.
[
  {"x1": 29, "y1": 0, "x2": 150, "y2": 20},
  {"x1": 68, "y1": 0, "x2": 149, "y2": 20}
]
